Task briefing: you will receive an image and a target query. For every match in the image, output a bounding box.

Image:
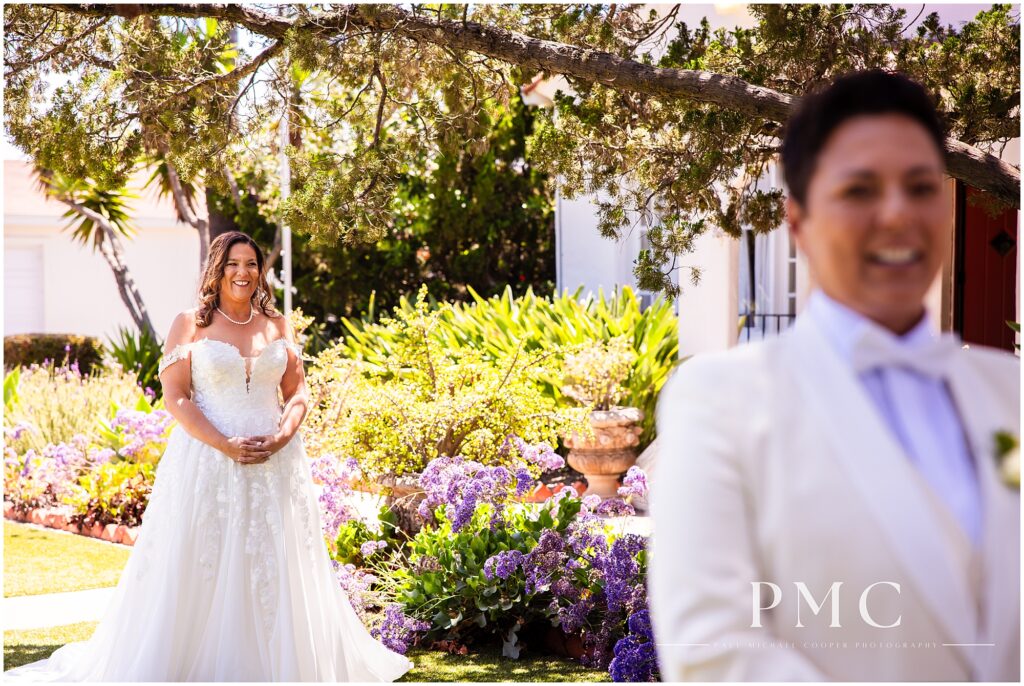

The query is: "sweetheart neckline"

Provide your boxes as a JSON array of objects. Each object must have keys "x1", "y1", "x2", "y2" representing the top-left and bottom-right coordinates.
[
  {"x1": 192, "y1": 337, "x2": 289, "y2": 390},
  {"x1": 193, "y1": 336, "x2": 289, "y2": 360}
]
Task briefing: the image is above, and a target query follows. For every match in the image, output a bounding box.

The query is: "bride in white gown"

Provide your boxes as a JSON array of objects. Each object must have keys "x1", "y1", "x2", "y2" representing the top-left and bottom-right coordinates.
[{"x1": 5, "y1": 231, "x2": 413, "y2": 682}]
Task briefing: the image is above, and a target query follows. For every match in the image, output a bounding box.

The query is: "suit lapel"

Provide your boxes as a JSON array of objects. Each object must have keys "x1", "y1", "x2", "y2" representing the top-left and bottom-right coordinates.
[
  {"x1": 945, "y1": 357, "x2": 1020, "y2": 680},
  {"x1": 785, "y1": 316, "x2": 977, "y2": 670}
]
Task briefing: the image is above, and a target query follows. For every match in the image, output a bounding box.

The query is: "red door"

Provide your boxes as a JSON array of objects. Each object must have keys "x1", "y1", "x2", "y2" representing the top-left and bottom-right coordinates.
[{"x1": 954, "y1": 181, "x2": 1019, "y2": 352}]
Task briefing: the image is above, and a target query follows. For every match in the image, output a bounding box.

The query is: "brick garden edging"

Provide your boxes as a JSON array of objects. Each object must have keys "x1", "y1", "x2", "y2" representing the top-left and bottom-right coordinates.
[
  {"x1": 3, "y1": 479, "x2": 594, "y2": 548},
  {"x1": 3, "y1": 501, "x2": 138, "y2": 546}
]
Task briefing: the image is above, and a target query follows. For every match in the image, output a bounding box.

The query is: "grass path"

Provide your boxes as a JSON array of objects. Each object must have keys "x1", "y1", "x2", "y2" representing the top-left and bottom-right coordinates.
[
  {"x1": 4, "y1": 622, "x2": 608, "y2": 681},
  {"x1": 3, "y1": 621, "x2": 97, "y2": 670},
  {"x1": 4, "y1": 522, "x2": 130, "y2": 597}
]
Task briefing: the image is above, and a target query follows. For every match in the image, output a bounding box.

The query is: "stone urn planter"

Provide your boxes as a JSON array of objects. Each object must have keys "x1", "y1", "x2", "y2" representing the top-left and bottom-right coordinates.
[{"x1": 563, "y1": 406, "x2": 644, "y2": 498}]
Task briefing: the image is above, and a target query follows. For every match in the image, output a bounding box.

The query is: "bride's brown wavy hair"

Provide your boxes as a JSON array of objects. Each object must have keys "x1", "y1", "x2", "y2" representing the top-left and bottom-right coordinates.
[{"x1": 195, "y1": 231, "x2": 277, "y2": 328}]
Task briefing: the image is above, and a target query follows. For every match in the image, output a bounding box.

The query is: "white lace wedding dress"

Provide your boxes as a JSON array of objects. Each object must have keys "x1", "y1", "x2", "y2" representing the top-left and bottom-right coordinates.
[{"x1": 5, "y1": 337, "x2": 413, "y2": 681}]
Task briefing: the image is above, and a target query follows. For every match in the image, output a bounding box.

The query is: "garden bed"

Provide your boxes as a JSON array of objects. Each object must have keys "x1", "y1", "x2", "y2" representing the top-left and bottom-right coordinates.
[{"x1": 4, "y1": 503, "x2": 138, "y2": 546}]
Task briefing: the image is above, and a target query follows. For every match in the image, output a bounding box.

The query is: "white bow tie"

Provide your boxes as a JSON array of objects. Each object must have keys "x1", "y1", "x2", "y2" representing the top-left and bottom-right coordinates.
[{"x1": 850, "y1": 326, "x2": 961, "y2": 379}]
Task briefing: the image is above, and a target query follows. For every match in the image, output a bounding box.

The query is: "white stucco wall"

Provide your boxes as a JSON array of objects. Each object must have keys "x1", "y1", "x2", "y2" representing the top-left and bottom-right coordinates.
[
  {"x1": 554, "y1": 190, "x2": 655, "y2": 300},
  {"x1": 675, "y1": 231, "x2": 740, "y2": 355},
  {"x1": 4, "y1": 160, "x2": 200, "y2": 342}
]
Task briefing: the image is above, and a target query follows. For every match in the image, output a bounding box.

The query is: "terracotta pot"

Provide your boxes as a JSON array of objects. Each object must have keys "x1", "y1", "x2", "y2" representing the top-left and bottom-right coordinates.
[
  {"x1": 564, "y1": 407, "x2": 644, "y2": 499},
  {"x1": 541, "y1": 625, "x2": 587, "y2": 659}
]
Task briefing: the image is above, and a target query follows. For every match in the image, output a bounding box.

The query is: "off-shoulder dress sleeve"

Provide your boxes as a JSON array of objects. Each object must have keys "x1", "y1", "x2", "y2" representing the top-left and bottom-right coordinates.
[
  {"x1": 158, "y1": 342, "x2": 192, "y2": 375},
  {"x1": 286, "y1": 340, "x2": 305, "y2": 358}
]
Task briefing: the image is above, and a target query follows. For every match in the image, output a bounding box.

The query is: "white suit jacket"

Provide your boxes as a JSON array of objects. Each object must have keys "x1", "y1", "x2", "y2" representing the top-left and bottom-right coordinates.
[{"x1": 649, "y1": 314, "x2": 1020, "y2": 681}]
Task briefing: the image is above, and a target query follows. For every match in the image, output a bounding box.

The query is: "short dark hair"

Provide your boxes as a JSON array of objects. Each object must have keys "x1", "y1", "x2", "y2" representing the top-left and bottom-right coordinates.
[{"x1": 781, "y1": 70, "x2": 947, "y2": 206}]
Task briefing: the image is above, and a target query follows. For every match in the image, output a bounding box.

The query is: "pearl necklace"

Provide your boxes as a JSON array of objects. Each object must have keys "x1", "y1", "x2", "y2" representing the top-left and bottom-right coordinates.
[{"x1": 216, "y1": 305, "x2": 255, "y2": 325}]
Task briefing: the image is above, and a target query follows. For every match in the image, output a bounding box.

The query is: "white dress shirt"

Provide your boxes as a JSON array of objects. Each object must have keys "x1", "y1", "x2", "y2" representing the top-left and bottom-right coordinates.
[{"x1": 804, "y1": 290, "x2": 982, "y2": 546}]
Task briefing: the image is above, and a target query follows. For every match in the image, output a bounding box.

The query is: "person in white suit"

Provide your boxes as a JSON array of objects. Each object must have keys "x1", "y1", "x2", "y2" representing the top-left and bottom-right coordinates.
[{"x1": 649, "y1": 70, "x2": 1020, "y2": 681}]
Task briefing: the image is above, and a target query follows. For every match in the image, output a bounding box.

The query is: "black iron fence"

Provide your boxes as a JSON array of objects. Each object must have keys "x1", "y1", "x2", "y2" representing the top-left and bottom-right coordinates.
[{"x1": 739, "y1": 312, "x2": 797, "y2": 342}]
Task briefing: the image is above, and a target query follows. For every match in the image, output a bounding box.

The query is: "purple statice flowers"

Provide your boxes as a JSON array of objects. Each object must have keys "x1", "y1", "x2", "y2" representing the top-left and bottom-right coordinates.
[
  {"x1": 594, "y1": 534, "x2": 646, "y2": 615},
  {"x1": 6, "y1": 434, "x2": 117, "y2": 508},
  {"x1": 617, "y1": 465, "x2": 649, "y2": 499},
  {"x1": 360, "y1": 539, "x2": 388, "y2": 558},
  {"x1": 371, "y1": 604, "x2": 431, "y2": 655},
  {"x1": 330, "y1": 558, "x2": 378, "y2": 620},
  {"x1": 110, "y1": 409, "x2": 173, "y2": 459},
  {"x1": 311, "y1": 455, "x2": 360, "y2": 539},
  {"x1": 417, "y1": 456, "x2": 528, "y2": 532},
  {"x1": 609, "y1": 610, "x2": 658, "y2": 682},
  {"x1": 595, "y1": 498, "x2": 636, "y2": 518},
  {"x1": 523, "y1": 530, "x2": 565, "y2": 594},
  {"x1": 511, "y1": 437, "x2": 565, "y2": 472},
  {"x1": 483, "y1": 549, "x2": 524, "y2": 581}
]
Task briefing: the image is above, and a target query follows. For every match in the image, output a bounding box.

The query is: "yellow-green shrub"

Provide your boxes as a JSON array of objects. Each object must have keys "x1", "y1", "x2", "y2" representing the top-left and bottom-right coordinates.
[
  {"x1": 306, "y1": 288, "x2": 587, "y2": 478},
  {"x1": 4, "y1": 361, "x2": 145, "y2": 453},
  {"x1": 337, "y1": 285, "x2": 679, "y2": 447}
]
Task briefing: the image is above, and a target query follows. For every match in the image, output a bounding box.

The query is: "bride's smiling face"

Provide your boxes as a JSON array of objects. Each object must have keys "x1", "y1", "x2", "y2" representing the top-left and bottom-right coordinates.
[{"x1": 219, "y1": 243, "x2": 260, "y2": 305}]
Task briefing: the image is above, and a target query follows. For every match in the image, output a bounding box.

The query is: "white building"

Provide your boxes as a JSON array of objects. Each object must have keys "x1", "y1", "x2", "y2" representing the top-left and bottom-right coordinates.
[{"x1": 3, "y1": 159, "x2": 200, "y2": 342}]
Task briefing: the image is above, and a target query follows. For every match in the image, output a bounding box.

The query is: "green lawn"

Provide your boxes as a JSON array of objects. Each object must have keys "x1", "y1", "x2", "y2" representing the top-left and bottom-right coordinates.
[
  {"x1": 4, "y1": 522, "x2": 130, "y2": 597},
  {"x1": 402, "y1": 645, "x2": 610, "y2": 682},
  {"x1": 4, "y1": 621, "x2": 97, "y2": 670},
  {"x1": 2, "y1": 522, "x2": 608, "y2": 681},
  {"x1": 3, "y1": 624, "x2": 609, "y2": 681}
]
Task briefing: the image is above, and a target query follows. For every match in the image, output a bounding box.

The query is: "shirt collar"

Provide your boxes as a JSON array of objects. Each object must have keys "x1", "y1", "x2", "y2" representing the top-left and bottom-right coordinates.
[{"x1": 804, "y1": 289, "x2": 937, "y2": 366}]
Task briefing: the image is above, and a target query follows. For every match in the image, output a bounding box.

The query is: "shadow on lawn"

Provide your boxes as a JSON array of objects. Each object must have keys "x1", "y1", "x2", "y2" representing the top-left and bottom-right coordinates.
[
  {"x1": 400, "y1": 645, "x2": 610, "y2": 682},
  {"x1": 5, "y1": 641, "x2": 60, "y2": 670}
]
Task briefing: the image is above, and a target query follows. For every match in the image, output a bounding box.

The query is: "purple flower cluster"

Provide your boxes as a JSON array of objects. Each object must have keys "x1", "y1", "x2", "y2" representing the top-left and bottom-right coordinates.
[
  {"x1": 565, "y1": 507, "x2": 609, "y2": 560},
  {"x1": 595, "y1": 498, "x2": 636, "y2": 518},
  {"x1": 417, "y1": 456, "x2": 529, "y2": 532},
  {"x1": 25, "y1": 358, "x2": 84, "y2": 384},
  {"x1": 511, "y1": 437, "x2": 565, "y2": 472},
  {"x1": 371, "y1": 604, "x2": 431, "y2": 655},
  {"x1": 5, "y1": 434, "x2": 117, "y2": 508},
  {"x1": 483, "y1": 549, "x2": 524, "y2": 580},
  {"x1": 523, "y1": 530, "x2": 565, "y2": 594},
  {"x1": 617, "y1": 466, "x2": 649, "y2": 499},
  {"x1": 330, "y1": 558, "x2": 378, "y2": 619},
  {"x1": 312, "y1": 455, "x2": 360, "y2": 539},
  {"x1": 609, "y1": 610, "x2": 658, "y2": 682},
  {"x1": 594, "y1": 535, "x2": 646, "y2": 615},
  {"x1": 360, "y1": 539, "x2": 388, "y2": 558},
  {"x1": 548, "y1": 484, "x2": 579, "y2": 509},
  {"x1": 5, "y1": 422, "x2": 32, "y2": 442},
  {"x1": 111, "y1": 409, "x2": 173, "y2": 459}
]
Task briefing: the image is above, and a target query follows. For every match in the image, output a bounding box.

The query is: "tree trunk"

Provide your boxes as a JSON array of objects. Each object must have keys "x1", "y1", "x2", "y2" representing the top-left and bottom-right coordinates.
[
  {"x1": 164, "y1": 159, "x2": 210, "y2": 268},
  {"x1": 56, "y1": 197, "x2": 158, "y2": 340},
  {"x1": 206, "y1": 185, "x2": 237, "y2": 242}
]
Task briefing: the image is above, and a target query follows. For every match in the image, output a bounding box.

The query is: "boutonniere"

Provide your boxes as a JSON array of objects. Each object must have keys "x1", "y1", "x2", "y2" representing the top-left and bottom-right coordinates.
[{"x1": 994, "y1": 430, "x2": 1020, "y2": 489}]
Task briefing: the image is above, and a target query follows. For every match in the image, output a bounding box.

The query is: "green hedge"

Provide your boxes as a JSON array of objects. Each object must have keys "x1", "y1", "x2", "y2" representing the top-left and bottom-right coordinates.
[{"x1": 4, "y1": 334, "x2": 104, "y2": 374}]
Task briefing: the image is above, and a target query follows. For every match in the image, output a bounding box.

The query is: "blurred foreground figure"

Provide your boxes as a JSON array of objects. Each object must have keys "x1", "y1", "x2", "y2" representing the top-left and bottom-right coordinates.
[{"x1": 650, "y1": 70, "x2": 1019, "y2": 681}]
